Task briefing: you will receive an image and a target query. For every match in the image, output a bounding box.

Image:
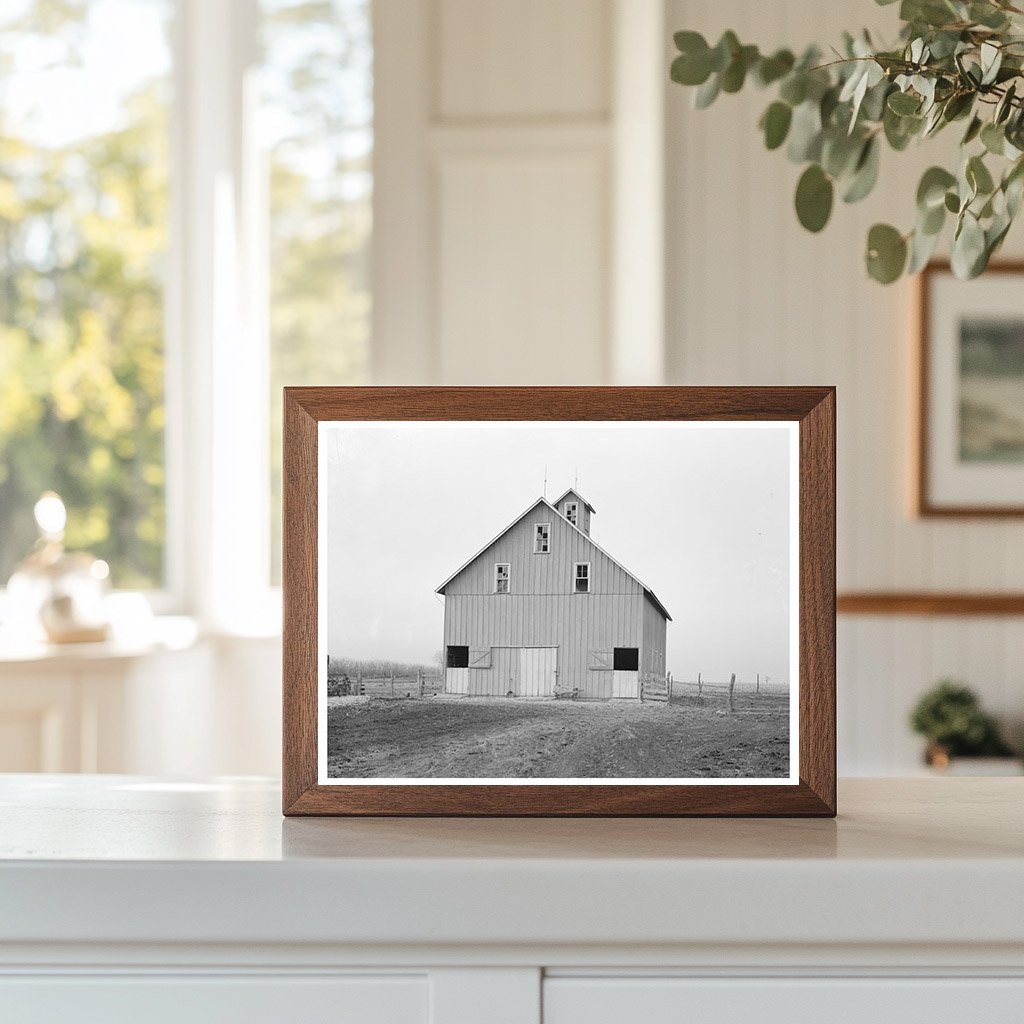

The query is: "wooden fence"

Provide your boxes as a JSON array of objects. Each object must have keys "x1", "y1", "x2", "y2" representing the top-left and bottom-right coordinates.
[
  {"x1": 327, "y1": 670, "x2": 444, "y2": 698},
  {"x1": 639, "y1": 672, "x2": 670, "y2": 703}
]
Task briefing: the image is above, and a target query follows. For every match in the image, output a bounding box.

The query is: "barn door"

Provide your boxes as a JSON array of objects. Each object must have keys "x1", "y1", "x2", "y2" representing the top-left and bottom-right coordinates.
[{"x1": 519, "y1": 647, "x2": 556, "y2": 697}]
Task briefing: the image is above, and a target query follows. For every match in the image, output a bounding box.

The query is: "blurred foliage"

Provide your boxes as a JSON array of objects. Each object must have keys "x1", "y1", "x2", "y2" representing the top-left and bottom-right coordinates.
[
  {"x1": 0, "y1": 0, "x2": 372, "y2": 591},
  {"x1": 909, "y1": 679, "x2": 1015, "y2": 756},
  {"x1": 264, "y1": 0, "x2": 372, "y2": 582},
  {"x1": 671, "y1": 0, "x2": 1024, "y2": 283},
  {"x1": 0, "y1": 0, "x2": 169, "y2": 587}
]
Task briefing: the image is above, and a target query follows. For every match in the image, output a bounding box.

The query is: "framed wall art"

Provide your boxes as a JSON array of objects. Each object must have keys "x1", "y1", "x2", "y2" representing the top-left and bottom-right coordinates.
[
  {"x1": 282, "y1": 387, "x2": 836, "y2": 816},
  {"x1": 918, "y1": 261, "x2": 1024, "y2": 517}
]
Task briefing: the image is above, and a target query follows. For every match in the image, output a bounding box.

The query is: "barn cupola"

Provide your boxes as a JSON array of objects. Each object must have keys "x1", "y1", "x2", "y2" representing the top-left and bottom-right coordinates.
[{"x1": 554, "y1": 488, "x2": 595, "y2": 536}]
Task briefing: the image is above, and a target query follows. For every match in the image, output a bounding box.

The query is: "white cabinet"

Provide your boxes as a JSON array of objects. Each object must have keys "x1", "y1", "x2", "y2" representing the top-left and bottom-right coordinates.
[
  {"x1": 545, "y1": 978, "x2": 1024, "y2": 1024},
  {"x1": 1, "y1": 975, "x2": 428, "y2": 1024},
  {"x1": 1, "y1": 777, "x2": 1023, "y2": 1024}
]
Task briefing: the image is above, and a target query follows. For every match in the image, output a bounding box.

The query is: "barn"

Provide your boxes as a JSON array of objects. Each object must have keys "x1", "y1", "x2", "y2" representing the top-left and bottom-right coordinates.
[{"x1": 436, "y1": 488, "x2": 671, "y2": 699}]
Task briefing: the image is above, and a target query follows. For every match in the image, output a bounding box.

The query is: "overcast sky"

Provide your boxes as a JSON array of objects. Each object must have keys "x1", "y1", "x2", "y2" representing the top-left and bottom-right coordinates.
[{"x1": 325, "y1": 422, "x2": 794, "y2": 685}]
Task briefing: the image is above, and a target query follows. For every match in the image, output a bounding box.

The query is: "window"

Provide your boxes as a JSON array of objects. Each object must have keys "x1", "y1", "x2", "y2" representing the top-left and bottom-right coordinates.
[
  {"x1": 534, "y1": 523, "x2": 550, "y2": 553},
  {"x1": 613, "y1": 647, "x2": 639, "y2": 671},
  {"x1": 495, "y1": 563, "x2": 510, "y2": 594},
  {"x1": 0, "y1": 0, "x2": 173, "y2": 589},
  {"x1": 574, "y1": 562, "x2": 590, "y2": 593},
  {"x1": 263, "y1": 0, "x2": 373, "y2": 582},
  {"x1": 565, "y1": 502, "x2": 578, "y2": 526},
  {"x1": 446, "y1": 645, "x2": 469, "y2": 668}
]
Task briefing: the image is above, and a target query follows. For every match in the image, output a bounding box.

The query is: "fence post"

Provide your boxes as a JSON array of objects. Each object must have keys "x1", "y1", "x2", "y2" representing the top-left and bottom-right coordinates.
[
  {"x1": 668, "y1": 671, "x2": 673, "y2": 703},
  {"x1": 390, "y1": 671, "x2": 395, "y2": 697},
  {"x1": 357, "y1": 668, "x2": 362, "y2": 696},
  {"x1": 697, "y1": 672, "x2": 702, "y2": 700},
  {"x1": 756, "y1": 672, "x2": 760, "y2": 694},
  {"x1": 417, "y1": 668, "x2": 423, "y2": 697},
  {"x1": 728, "y1": 672, "x2": 735, "y2": 714}
]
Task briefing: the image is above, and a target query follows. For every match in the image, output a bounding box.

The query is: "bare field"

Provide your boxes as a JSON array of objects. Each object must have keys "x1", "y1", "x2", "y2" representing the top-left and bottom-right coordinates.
[{"x1": 326, "y1": 694, "x2": 790, "y2": 779}]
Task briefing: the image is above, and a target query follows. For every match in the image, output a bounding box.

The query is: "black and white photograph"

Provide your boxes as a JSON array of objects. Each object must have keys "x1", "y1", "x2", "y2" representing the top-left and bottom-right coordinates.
[{"x1": 317, "y1": 420, "x2": 798, "y2": 785}]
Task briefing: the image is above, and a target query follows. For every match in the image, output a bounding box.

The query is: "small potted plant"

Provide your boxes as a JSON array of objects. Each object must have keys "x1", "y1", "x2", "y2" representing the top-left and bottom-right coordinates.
[{"x1": 909, "y1": 680, "x2": 1020, "y2": 773}]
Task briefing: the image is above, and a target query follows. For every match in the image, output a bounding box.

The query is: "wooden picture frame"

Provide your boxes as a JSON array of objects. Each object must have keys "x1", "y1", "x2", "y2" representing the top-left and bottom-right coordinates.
[
  {"x1": 283, "y1": 387, "x2": 836, "y2": 817},
  {"x1": 917, "y1": 260, "x2": 1024, "y2": 517}
]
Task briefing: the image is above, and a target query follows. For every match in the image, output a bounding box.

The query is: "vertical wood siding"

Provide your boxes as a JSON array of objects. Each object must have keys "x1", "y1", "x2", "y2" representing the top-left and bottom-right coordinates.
[{"x1": 441, "y1": 501, "x2": 668, "y2": 697}]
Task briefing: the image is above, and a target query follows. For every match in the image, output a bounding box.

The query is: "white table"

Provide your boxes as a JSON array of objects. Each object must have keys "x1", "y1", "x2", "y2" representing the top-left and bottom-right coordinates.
[{"x1": 1, "y1": 776, "x2": 1023, "y2": 1023}]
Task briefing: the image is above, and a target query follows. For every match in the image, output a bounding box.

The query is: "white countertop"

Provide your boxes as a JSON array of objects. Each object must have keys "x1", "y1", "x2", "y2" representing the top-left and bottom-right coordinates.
[{"x1": 1, "y1": 775, "x2": 1022, "y2": 952}]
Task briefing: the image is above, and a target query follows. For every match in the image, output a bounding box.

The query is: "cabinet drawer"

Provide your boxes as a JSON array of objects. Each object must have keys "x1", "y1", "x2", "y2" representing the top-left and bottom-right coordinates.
[
  {"x1": 0, "y1": 974, "x2": 427, "y2": 1024},
  {"x1": 544, "y1": 977, "x2": 1024, "y2": 1024}
]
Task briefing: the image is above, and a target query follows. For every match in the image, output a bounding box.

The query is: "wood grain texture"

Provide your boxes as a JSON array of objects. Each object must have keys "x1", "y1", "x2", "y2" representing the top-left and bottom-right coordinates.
[
  {"x1": 838, "y1": 592, "x2": 1024, "y2": 616},
  {"x1": 282, "y1": 387, "x2": 836, "y2": 817},
  {"x1": 916, "y1": 260, "x2": 1024, "y2": 518}
]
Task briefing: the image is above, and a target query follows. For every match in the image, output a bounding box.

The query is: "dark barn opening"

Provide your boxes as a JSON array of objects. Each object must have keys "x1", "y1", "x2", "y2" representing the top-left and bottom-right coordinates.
[
  {"x1": 446, "y1": 645, "x2": 469, "y2": 668},
  {"x1": 613, "y1": 647, "x2": 639, "y2": 671}
]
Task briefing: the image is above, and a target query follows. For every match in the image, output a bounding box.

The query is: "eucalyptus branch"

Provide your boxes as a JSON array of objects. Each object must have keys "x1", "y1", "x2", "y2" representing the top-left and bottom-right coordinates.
[{"x1": 670, "y1": 0, "x2": 1024, "y2": 283}]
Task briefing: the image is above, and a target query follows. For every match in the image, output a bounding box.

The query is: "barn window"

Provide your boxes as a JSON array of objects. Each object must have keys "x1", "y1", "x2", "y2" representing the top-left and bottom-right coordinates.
[
  {"x1": 495, "y1": 563, "x2": 510, "y2": 593},
  {"x1": 446, "y1": 645, "x2": 469, "y2": 668},
  {"x1": 613, "y1": 647, "x2": 639, "y2": 671},
  {"x1": 565, "y1": 501, "x2": 578, "y2": 525},
  {"x1": 574, "y1": 562, "x2": 590, "y2": 593},
  {"x1": 534, "y1": 523, "x2": 550, "y2": 553}
]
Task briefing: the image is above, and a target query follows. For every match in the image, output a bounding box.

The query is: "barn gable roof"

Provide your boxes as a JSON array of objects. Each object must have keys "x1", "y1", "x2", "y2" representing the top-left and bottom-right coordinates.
[
  {"x1": 435, "y1": 496, "x2": 671, "y2": 621},
  {"x1": 553, "y1": 487, "x2": 595, "y2": 513}
]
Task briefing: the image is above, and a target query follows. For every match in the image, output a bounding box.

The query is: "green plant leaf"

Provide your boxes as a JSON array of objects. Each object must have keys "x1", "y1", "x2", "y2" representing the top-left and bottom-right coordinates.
[
  {"x1": 951, "y1": 212, "x2": 986, "y2": 278},
  {"x1": 787, "y1": 101, "x2": 823, "y2": 162},
  {"x1": 760, "y1": 101, "x2": 792, "y2": 150},
  {"x1": 866, "y1": 223, "x2": 907, "y2": 283},
  {"x1": 962, "y1": 115, "x2": 983, "y2": 145},
  {"x1": 671, "y1": 31, "x2": 713, "y2": 86},
  {"x1": 754, "y1": 49, "x2": 795, "y2": 87},
  {"x1": 888, "y1": 90, "x2": 921, "y2": 115},
  {"x1": 795, "y1": 164, "x2": 834, "y2": 232},
  {"x1": 842, "y1": 136, "x2": 880, "y2": 203},
  {"x1": 967, "y1": 154, "x2": 995, "y2": 196},
  {"x1": 779, "y1": 74, "x2": 807, "y2": 106},
  {"x1": 944, "y1": 190, "x2": 960, "y2": 213},
  {"x1": 981, "y1": 122, "x2": 1005, "y2": 155},
  {"x1": 908, "y1": 221, "x2": 942, "y2": 273},
  {"x1": 694, "y1": 73, "x2": 721, "y2": 109},
  {"x1": 917, "y1": 166, "x2": 957, "y2": 210},
  {"x1": 710, "y1": 30, "x2": 740, "y2": 73}
]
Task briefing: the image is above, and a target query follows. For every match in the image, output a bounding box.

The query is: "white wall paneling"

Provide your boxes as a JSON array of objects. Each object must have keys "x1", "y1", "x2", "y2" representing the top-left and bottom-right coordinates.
[
  {"x1": 374, "y1": 0, "x2": 665, "y2": 385},
  {"x1": 665, "y1": 0, "x2": 1024, "y2": 774}
]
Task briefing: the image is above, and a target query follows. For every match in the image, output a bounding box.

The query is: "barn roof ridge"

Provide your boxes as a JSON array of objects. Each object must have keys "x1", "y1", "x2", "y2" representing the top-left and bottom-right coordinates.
[{"x1": 435, "y1": 495, "x2": 671, "y2": 621}]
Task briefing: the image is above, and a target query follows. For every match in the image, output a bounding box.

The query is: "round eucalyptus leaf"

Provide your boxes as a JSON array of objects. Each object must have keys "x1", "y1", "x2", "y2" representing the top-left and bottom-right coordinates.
[
  {"x1": 755, "y1": 49, "x2": 795, "y2": 87},
  {"x1": 967, "y1": 155, "x2": 995, "y2": 196},
  {"x1": 920, "y1": 199, "x2": 945, "y2": 236},
  {"x1": 887, "y1": 90, "x2": 920, "y2": 116},
  {"x1": 694, "y1": 73, "x2": 721, "y2": 110},
  {"x1": 944, "y1": 190, "x2": 960, "y2": 214},
  {"x1": 842, "y1": 137, "x2": 880, "y2": 204},
  {"x1": 779, "y1": 74, "x2": 807, "y2": 106},
  {"x1": 981, "y1": 122, "x2": 1005, "y2": 156},
  {"x1": 795, "y1": 164, "x2": 834, "y2": 233},
  {"x1": 866, "y1": 223, "x2": 907, "y2": 284},
  {"x1": 917, "y1": 166, "x2": 957, "y2": 210},
  {"x1": 962, "y1": 116, "x2": 983, "y2": 145},
  {"x1": 908, "y1": 223, "x2": 942, "y2": 274},
  {"x1": 787, "y1": 101, "x2": 823, "y2": 162},
  {"x1": 671, "y1": 32, "x2": 712, "y2": 86},
  {"x1": 760, "y1": 101, "x2": 792, "y2": 150},
  {"x1": 952, "y1": 212, "x2": 986, "y2": 279}
]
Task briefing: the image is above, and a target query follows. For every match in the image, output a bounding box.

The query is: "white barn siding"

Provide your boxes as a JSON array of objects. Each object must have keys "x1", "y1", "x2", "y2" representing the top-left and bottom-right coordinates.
[{"x1": 442, "y1": 501, "x2": 651, "y2": 698}]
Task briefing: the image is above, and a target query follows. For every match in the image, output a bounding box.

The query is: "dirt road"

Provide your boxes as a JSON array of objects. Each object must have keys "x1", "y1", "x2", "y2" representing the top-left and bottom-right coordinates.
[{"x1": 327, "y1": 695, "x2": 789, "y2": 779}]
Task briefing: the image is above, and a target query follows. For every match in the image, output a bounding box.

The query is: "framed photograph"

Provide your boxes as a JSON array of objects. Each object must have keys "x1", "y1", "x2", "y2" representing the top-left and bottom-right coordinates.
[
  {"x1": 918, "y1": 261, "x2": 1024, "y2": 516},
  {"x1": 283, "y1": 387, "x2": 835, "y2": 816}
]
